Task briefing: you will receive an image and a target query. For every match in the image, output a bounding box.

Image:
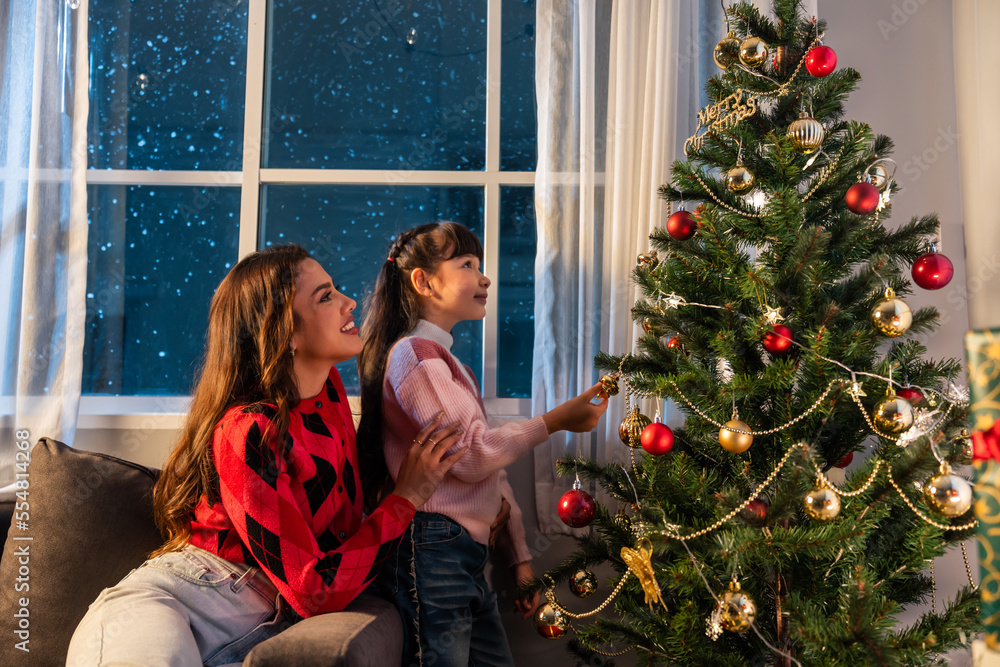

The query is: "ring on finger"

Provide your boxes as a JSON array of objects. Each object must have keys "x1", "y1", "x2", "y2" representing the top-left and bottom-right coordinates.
[{"x1": 427, "y1": 439, "x2": 436, "y2": 446}]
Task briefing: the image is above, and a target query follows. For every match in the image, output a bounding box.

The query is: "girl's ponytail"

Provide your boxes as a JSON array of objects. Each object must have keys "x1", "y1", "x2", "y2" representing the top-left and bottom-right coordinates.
[{"x1": 357, "y1": 247, "x2": 419, "y2": 510}]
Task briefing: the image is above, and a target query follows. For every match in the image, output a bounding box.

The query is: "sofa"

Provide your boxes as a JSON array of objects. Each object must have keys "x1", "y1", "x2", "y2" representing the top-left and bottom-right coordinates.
[{"x1": 0, "y1": 438, "x2": 403, "y2": 666}]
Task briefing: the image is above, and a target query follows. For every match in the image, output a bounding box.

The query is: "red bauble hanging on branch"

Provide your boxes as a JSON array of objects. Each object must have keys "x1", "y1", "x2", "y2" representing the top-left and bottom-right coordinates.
[
  {"x1": 667, "y1": 208, "x2": 697, "y2": 241},
  {"x1": 640, "y1": 415, "x2": 674, "y2": 456},
  {"x1": 762, "y1": 324, "x2": 793, "y2": 355},
  {"x1": 804, "y1": 45, "x2": 837, "y2": 77},
  {"x1": 558, "y1": 481, "x2": 596, "y2": 528},
  {"x1": 835, "y1": 452, "x2": 853, "y2": 468},
  {"x1": 743, "y1": 498, "x2": 768, "y2": 523},
  {"x1": 911, "y1": 250, "x2": 954, "y2": 290},
  {"x1": 845, "y1": 181, "x2": 880, "y2": 215},
  {"x1": 896, "y1": 387, "x2": 923, "y2": 405}
]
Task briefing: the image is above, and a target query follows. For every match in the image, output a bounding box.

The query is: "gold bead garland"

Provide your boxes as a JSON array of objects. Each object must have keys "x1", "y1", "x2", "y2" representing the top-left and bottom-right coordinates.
[
  {"x1": 668, "y1": 444, "x2": 805, "y2": 540},
  {"x1": 962, "y1": 541, "x2": 978, "y2": 590},
  {"x1": 669, "y1": 378, "x2": 844, "y2": 437},
  {"x1": 543, "y1": 572, "x2": 632, "y2": 620},
  {"x1": 814, "y1": 459, "x2": 884, "y2": 497}
]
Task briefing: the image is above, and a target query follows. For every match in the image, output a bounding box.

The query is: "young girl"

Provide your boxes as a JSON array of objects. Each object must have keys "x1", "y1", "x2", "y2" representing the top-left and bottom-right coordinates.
[
  {"x1": 358, "y1": 222, "x2": 608, "y2": 666},
  {"x1": 67, "y1": 245, "x2": 466, "y2": 666}
]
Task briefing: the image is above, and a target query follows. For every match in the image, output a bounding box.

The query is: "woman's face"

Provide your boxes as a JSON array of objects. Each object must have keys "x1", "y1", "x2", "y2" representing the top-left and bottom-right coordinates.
[{"x1": 289, "y1": 258, "x2": 362, "y2": 365}]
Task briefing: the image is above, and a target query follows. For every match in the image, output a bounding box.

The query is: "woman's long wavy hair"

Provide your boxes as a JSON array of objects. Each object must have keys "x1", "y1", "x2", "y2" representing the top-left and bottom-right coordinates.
[
  {"x1": 357, "y1": 222, "x2": 483, "y2": 510},
  {"x1": 151, "y1": 244, "x2": 311, "y2": 556}
]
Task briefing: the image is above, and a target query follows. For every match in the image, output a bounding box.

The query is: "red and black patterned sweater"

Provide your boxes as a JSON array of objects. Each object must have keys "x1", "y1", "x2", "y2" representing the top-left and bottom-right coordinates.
[{"x1": 188, "y1": 367, "x2": 416, "y2": 618}]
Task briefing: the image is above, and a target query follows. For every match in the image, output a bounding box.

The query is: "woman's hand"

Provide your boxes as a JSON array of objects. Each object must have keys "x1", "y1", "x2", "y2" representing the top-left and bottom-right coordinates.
[
  {"x1": 541, "y1": 382, "x2": 609, "y2": 434},
  {"x1": 393, "y1": 412, "x2": 468, "y2": 509},
  {"x1": 489, "y1": 497, "x2": 512, "y2": 549},
  {"x1": 511, "y1": 562, "x2": 541, "y2": 619}
]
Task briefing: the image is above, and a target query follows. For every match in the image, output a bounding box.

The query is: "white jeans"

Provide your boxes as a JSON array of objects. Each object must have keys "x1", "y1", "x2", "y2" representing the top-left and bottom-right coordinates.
[{"x1": 66, "y1": 545, "x2": 292, "y2": 667}]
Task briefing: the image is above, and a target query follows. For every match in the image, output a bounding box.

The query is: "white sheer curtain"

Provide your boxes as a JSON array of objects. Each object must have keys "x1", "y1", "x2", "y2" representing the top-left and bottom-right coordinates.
[
  {"x1": 532, "y1": 0, "x2": 723, "y2": 533},
  {"x1": 0, "y1": 0, "x2": 90, "y2": 487}
]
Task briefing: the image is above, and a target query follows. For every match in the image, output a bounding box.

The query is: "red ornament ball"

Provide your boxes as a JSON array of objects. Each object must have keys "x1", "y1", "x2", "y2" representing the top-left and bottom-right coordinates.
[
  {"x1": 835, "y1": 452, "x2": 853, "y2": 468},
  {"x1": 804, "y1": 45, "x2": 837, "y2": 77},
  {"x1": 640, "y1": 421, "x2": 674, "y2": 456},
  {"x1": 845, "y1": 182, "x2": 880, "y2": 215},
  {"x1": 558, "y1": 488, "x2": 596, "y2": 528},
  {"x1": 744, "y1": 498, "x2": 768, "y2": 523},
  {"x1": 897, "y1": 387, "x2": 923, "y2": 405},
  {"x1": 667, "y1": 210, "x2": 697, "y2": 240},
  {"x1": 911, "y1": 251, "x2": 954, "y2": 290},
  {"x1": 762, "y1": 324, "x2": 793, "y2": 355},
  {"x1": 666, "y1": 336, "x2": 683, "y2": 351}
]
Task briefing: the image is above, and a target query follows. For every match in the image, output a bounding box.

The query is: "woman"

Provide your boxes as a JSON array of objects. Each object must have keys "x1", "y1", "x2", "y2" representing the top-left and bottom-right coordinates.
[{"x1": 67, "y1": 245, "x2": 466, "y2": 666}]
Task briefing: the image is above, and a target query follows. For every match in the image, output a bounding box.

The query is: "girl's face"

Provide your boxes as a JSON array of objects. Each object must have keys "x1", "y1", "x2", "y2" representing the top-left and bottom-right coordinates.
[
  {"x1": 421, "y1": 253, "x2": 491, "y2": 331},
  {"x1": 289, "y1": 258, "x2": 363, "y2": 366}
]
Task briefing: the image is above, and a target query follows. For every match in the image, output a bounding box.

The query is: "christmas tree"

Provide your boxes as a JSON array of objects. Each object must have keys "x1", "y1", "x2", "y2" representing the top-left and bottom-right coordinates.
[{"x1": 536, "y1": 2, "x2": 979, "y2": 665}]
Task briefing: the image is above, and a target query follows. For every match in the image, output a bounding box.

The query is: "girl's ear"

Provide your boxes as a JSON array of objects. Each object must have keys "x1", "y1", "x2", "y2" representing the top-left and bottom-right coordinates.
[{"x1": 410, "y1": 267, "x2": 434, "y2": 298}]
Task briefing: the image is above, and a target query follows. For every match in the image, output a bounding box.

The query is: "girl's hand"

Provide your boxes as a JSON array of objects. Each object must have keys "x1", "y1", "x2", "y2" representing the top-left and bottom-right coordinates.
[
  {"x1": 512, "y1": 562, "x2": 541, "y2": 619},
  {"x1": 541, "y1": 382, "x2": 609, "y2": 434},
  {"x1": 393, "y1": 413, "x2": 468, "y2": 509}
]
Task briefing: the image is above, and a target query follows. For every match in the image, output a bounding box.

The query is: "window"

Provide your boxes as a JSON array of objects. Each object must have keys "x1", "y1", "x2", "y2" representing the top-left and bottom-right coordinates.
[{"x1": 83, "y1": 0, "x2": 537, "y2": 417}]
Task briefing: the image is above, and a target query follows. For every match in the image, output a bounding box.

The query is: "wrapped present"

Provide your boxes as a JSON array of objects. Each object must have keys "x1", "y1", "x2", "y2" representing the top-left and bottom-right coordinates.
[{"x1": 967, "y1": 328, "x2": 1000, "y2": 649}]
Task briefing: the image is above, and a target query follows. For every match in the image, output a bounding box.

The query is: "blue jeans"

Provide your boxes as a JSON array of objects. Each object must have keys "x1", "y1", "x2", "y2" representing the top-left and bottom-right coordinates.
[
  {"x1": 378, "y1": 512, "x2": 514, "y2": 667},
  {"x1": 66, "y1": 544, "x2": 294, "y2": 667}
]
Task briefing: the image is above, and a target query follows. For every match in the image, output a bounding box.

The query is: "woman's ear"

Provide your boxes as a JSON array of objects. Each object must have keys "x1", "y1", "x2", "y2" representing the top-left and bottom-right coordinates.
[{"x1": 410, "y1": 267, "x2": 434, "y2": 298}]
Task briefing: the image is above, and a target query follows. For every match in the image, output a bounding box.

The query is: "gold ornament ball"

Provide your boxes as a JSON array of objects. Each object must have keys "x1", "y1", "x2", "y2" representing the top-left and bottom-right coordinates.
[
  {"x1": 637, "y1": 250, "x2": 659, "y2": 269},
  {"x1": 924, "y1": 465, "x2": 973, "y2": 517},
  {"x1": 719, "y1": 420, "x2": 753, "y2": 453},
  {"x1": 619, "y1": 407, "x2": 651, "y2": 448},
  {"x1": 570, "y1": 569, "x2": 598, "y2": 598},
  {"x1": 739, "y1": 36, "x2": 769, "y2": 68},
  {"x1": 726, "y1": 165, "x2": 756, "y2": 194},
  {"x1": 719, "y1": 580, "x2": 757, "y2": 633},
  {"x1": 599, "y1": 374, "x2": 619, "y2": 397},
  {"x1": 803, "y1": 485, "x2": 841, "y2": 520},
  {"x1": 714, "y1": 30, "x2": 741, "y2": 69},
  {"x1": 869, "y1": 164, "x2": 891, "y2": 190},
  {"x1": 952, "y1": 435, "x2": 974, "y2": 466},
  {"x1": 614, "y1": 507, "x2": 632, "y2": 532},
  {"x1": 787, "y1": 111, "x2": 825, "y2": 154},
  {"x1": 872, "y1": 395, "x2": 915, "y2": 434},
  {"x1": 870, "y1": 291, "x2": 912, "y2": 337},
  {"x1": 534, "y1": 602, "x2": 569, "y2": 639}
]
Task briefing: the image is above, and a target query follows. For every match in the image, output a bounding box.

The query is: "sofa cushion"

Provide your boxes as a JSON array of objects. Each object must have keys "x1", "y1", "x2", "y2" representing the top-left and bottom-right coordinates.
[
  {"x1": 0, "y1": 438, "x2": 162, "y2": 665},
  {"x1": 244, "y1": 594, "x2": 403, "y2": 667}
]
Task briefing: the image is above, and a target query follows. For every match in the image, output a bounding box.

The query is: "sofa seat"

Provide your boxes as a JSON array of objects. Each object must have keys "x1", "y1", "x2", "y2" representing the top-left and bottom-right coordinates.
[{"x1": 0, "y1": 438, "x2": 402, "y2": 666}]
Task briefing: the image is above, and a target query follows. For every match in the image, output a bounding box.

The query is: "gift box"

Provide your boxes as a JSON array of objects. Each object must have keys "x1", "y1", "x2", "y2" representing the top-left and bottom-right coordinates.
[{"x1": 967, "y1": 328, "x2": 1000, "y2": 649}]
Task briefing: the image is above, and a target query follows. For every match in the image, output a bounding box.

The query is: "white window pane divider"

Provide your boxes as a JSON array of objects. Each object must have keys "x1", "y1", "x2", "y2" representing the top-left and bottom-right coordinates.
[
  {"x1": 239, "y1": 0, "x2": 268, "y2": 261},
  {"x1": 482, "y1": 0, "x2": 503, "y2": 402},
  {"x1": 85, "y1": 171, "x2": 243, "y2": 186},
  {"x1": 257, "y1": 169, "x2": 534, "y2": 186}
]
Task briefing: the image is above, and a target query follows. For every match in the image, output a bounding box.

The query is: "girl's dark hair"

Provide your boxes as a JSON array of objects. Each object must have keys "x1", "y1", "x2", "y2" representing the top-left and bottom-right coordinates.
[
  {"x1": 151, "y1": 244, "x2": 311, "y2": 556},
  {"x1": 357, "y1": 221, "x2": 483, "y2": 510}
]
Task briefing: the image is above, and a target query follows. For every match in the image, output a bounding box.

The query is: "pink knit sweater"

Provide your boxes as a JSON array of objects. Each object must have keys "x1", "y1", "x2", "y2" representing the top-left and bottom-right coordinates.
[{"x1": 382, "y1": 320, "x2": 549, "y2": 564}]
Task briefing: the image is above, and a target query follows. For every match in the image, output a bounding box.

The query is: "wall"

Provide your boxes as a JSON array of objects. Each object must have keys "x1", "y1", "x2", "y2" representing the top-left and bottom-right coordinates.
[
  {"x1": 73, "y1": 0, "x2": 974, "y2": 664},
  {"x1": 819, "y1": 2, "x2": 974, "y2": 665}
]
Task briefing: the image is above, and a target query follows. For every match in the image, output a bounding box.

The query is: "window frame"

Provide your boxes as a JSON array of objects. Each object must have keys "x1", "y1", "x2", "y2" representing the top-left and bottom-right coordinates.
[{"x1": 78, "y1": 0, "x2": 535, "y2": 428}]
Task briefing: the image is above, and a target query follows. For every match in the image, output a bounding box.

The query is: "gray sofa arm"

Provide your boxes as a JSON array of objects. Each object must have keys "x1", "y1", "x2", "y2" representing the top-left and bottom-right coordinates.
[{"x1": 244, "y1": 594, "x2": 403, "y2": 667}]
